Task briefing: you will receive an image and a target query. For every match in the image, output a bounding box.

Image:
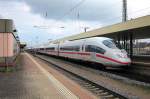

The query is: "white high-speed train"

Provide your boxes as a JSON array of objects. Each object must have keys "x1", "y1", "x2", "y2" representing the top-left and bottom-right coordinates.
[{"x1": 34, "y1": 37, "x2": 131, "y2": 68}]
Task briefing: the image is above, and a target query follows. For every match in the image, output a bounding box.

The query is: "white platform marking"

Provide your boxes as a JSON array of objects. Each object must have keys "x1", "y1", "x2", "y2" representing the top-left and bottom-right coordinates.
[{"x1": 26, "y1": 53, "x2": 79, "y2": 99}]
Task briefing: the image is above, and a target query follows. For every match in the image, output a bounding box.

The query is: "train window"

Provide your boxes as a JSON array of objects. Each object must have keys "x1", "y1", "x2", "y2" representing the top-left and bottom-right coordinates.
[
  {"x1": 85, "y1": 45, "x2": 105, "y2": 54},
  {"x1": 103, "y1": 40, "x2": 117, "y2": 49},
  {"x1": 85, "y1": 45, "x2": 93, "y2": 52},
  {"x1": 46, "y1": 47, "x2": 55, "y2": 50},
  {"x1": 40, "y1": 48, "x2": 44, "y2": 50},
  {"x1": 95, "y1": 46, "x2": 105, "y2": 54},
  {"x1": 82, "y1": 45, "x2": 84, "y2": 51},
  {"x1": 60, "y1": 46, "x2": 80, "y2": 51},
  {"x1": 74, "y1": 46, "x2": 80, "y2": 51}
]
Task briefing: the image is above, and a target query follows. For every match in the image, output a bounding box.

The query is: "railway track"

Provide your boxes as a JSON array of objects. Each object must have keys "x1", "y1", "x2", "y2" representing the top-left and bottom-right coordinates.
[
  {"x1": 46, "y1": 53, "x2": 150, "y2": 84},
  {"x1": 34, "y1": 54, "x2": 140, "y2": 99},
  {"x1": 36, "y1": 52, "x2": 150, "y2": 84}
]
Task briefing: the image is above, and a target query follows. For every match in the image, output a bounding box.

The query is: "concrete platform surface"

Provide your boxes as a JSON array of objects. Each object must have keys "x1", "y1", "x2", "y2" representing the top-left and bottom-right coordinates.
[{"x1": 0, "y1": 53, "x2": 78, "y2": 99}]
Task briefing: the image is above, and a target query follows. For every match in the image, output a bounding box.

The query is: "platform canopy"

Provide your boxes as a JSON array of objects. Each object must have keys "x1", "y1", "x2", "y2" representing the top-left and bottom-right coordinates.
[
  {"x1": 53, "y1": 15, "x2": 150, "y2": 43},
  {"x1": 20, "y1": 42, "x2": 27, "y2": 49}
]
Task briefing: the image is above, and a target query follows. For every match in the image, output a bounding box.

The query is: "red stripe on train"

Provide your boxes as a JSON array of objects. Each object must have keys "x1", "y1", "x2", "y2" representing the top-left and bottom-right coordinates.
[
  {"x1": 60, "y1": 51, "x2": 129, "y2": 65},
  {"x1": 96, "y1": 54, "x2": 129, "y2": 65},
  {"x1": 44, "y1": 51, "x2": 129, "y2": 65},
  {"x1": 60, "y1": 51, "x2": 90, "y2": 55}
]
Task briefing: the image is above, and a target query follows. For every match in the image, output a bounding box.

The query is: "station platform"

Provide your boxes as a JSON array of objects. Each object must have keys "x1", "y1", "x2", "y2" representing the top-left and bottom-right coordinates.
[
  {"x1": 132, "y1": 61, "x2": 150, "y2": 66},
  {"x1": 132, "y1": 55, "x2": 150, "y2": 66},
  {"x1": 0, "y1": 53, "x2": 96, "y2": 99}
]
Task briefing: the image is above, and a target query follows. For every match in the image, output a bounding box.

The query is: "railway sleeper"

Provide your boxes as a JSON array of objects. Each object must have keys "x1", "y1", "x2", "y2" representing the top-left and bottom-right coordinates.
[
  {"x1": 95, "y1": 90, "x2": 104, "y2": 93},
  {"x1": 97, "y1": 92, "x2": 109, "y2": 96},
  {"x1": 83, "y1": 84, "x2": 92, "y2": 87},
  {"x1": 35, "y1": 55, "x2": 127, "y2": 99},
  {"x1": 101, "y1": 94, "x2": 114, "y2": 98},
  {"x1": 87, "y1": 85, "x2": 96, "y2": 88},
  {"x1": 89, "y1": 88, "x2": 100, "y2": 91}
]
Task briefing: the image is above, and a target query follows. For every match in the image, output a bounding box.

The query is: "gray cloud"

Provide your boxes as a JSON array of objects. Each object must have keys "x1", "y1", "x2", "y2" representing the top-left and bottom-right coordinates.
[{"x1": 24, "y1": 0, "x2": 122, "y2": 22}]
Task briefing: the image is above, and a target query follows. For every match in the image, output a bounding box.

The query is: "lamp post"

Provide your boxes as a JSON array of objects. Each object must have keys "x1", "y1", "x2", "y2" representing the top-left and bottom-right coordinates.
[
  {"x1": 84, "y1": 27, "x2": 89, "y2": 32},
  {"x1": 122, "y1": 0, "x2": 127, "y2": 22}
]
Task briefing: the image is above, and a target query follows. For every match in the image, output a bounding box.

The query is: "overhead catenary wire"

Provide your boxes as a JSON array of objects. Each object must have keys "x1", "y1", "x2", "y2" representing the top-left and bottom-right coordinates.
[
  {"x1": 67, "y1": 0, "x2": 123, "y2": 33},
  {"x1": 59, "y1": 0, "x2": 150, "y2": 28},
  {"x1": 45, "y1": 0, "x2": 86, "y2": 29},
  {"x1": 45, "y1": 0, "x2": 123, "y2": 32},
  {"x1": 92, "y1": 6, "x2": 150, "y2": 28},
  {"x1": 78, "y1": 1, "x2": 150, "y2": 27},
  {"x1": 54, "y1": 0, "x2": 122, "y2": 28},
  {"x1": 34, "y1": 0, "x2": 150, "y2": 31},
  {"x1": 61, "y1": 0, "x2": 86, "y2": 19},
  {"x1": 33, "y1": 0, "x2": 86, "y2": 29}
]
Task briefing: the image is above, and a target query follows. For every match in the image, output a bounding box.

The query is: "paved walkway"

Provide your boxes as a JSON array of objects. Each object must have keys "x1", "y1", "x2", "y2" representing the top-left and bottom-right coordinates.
[{"x1": 0, "y1": 53, "x2": 78, "y2": 99}]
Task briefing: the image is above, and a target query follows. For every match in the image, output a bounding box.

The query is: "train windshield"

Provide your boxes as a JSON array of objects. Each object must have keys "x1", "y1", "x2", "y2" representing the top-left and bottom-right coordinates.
[{"x1": 103, "y1": 40, "x2": 120, "y2": 49}]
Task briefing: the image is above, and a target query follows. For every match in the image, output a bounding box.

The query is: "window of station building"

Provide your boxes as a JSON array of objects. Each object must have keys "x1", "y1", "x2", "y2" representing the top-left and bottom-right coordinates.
[
  {"x1": 60, "y1": 46, "x2": 80, "y2": 51},
  {"x1": 46, "y1": 47, "x2": 55, "y2": 50},
  {"x1": 85, "y1": 45, "x2": 105, "y2": 54}
]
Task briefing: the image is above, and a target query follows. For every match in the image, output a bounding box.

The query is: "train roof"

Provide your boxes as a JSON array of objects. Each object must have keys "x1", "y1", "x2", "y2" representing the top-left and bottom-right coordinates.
[
  {"x1": 85, "y1": 37, "x2": 112, "y2": 41},
  {"x1": 46, "y1": 43, "x2": 57, "y2": 47},
  {"x1": 61, "y1": 37, "x2": 112, "y2": 43}
]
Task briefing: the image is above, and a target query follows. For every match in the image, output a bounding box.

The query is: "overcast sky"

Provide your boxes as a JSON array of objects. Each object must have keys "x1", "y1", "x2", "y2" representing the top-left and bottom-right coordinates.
[{"x1": 0, "y1": 0, "x2": 149, "y2": 46}]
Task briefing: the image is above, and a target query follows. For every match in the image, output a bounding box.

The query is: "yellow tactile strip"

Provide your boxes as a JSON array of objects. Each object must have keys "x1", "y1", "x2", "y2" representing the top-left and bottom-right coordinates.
[
  {"x1": 26, "y1": 53, "x2": 79, "y2": 99},
  {"x1": 34, "y1": 54, "x2": 98, "y2": 99}
]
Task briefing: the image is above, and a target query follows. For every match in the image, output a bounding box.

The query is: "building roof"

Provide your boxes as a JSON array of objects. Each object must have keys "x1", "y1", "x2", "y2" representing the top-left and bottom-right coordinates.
[
  {"x1": 0, "y1": 19, "x2": 20, "y2": 41},
  {"x1": 53, "y1": 15, "x2": 150, "y2": 43},
  {"x1": 0, "y1": 19, "x2": 14, "y2": 32}
]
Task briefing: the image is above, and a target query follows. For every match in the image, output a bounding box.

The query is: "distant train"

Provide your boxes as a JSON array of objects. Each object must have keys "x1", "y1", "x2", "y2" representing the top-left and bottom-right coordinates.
[
  {"x1": 32, "y1": 37, "x2": 131, "y2": 68},
  {"x1": 0, "y1": 19, "x2": 20, "y2": 67}
]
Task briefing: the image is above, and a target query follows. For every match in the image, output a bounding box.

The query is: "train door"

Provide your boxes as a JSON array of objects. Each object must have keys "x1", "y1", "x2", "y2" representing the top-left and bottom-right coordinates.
[
  {"x1": 83, "y1": 45, "x2": 92, "y2": 61},
  {"x1": 79, "y1": 44, "x2": 85, "y2": 60},
  {"x1": 91, "y1": 52, "x2": 96, "y2": 61},
  {"x1": 57, "y1": 43, "x2": 60, "y2": 56},
  {"x1": 80, "y1": 40, "x2": 90, "y2": 61}
]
